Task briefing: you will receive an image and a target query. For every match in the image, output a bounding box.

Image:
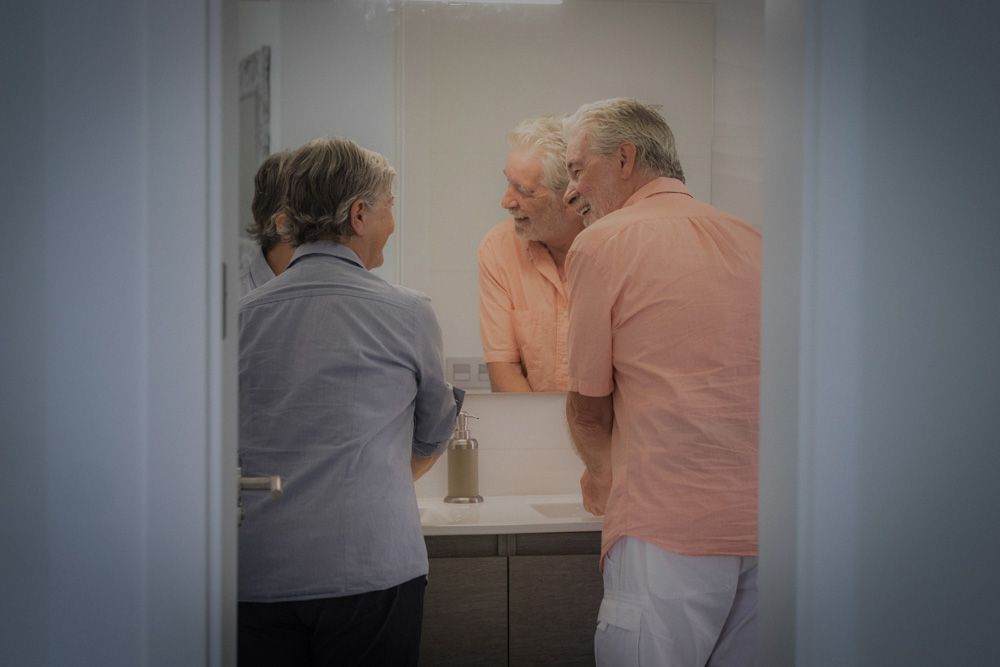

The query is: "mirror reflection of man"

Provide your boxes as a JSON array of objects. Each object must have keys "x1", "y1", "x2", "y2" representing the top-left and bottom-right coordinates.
[
  {"x1": 240, "y1": 149, "x2": 294, "y2": 296},
  {"x1": 478, "y1": 116, "x2": 585, "y2": 392}
]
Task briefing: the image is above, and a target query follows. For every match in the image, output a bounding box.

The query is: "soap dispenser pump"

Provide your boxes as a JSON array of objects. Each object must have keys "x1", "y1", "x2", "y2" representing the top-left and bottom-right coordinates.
[{"x1": 444, "y1": 411, "x2": 484, "y2": 503}]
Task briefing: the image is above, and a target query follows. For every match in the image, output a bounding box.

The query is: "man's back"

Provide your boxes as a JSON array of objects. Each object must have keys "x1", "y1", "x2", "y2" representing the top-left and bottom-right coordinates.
[{"x1": 567, "y1": 178, "x2": 760, "y2": 559}]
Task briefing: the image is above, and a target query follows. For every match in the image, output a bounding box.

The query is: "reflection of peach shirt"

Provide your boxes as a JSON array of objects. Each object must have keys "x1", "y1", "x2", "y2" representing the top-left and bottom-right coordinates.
[
  {"x1": 567, "y1": 178, "x2": 760, "y2": 561},
  {"x1": 478, "y1": 219, "x2": 569, "y2": 392}
]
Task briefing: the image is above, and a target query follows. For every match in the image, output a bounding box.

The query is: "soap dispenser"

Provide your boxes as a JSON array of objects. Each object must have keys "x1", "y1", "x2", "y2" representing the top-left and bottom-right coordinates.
[{"x1": 444, "y1": 411, "x2": 484, "y2": 503}]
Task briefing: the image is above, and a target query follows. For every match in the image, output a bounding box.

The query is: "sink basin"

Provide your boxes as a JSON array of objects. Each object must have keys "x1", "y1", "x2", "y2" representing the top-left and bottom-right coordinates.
[
  {"x1": 417, "y1": 494, "x2": 603, "y2": 535},
  {"x1": 529, "y1": 501, "x2": 593, "y2": 520},
  {"x1": 419, "y1": 505, "x2": 489, "y2": 526}
]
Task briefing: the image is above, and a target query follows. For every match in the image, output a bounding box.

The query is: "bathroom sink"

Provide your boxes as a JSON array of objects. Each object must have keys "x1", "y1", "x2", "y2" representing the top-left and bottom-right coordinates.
[
  {"x1": 418, "y1": 494, "x2": 603, "y2": 535},
  {"x1": 529, "y1": 501, "x2": 593, "y2": 520},
  {"x1": 419, "y1": 504, "x2": 491, "y2": 526}
]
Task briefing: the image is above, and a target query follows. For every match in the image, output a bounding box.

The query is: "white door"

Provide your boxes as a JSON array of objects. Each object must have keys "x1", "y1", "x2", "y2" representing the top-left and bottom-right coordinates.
[{"x1": 1, "y1": 0, "x2": 240, "y2": 665}]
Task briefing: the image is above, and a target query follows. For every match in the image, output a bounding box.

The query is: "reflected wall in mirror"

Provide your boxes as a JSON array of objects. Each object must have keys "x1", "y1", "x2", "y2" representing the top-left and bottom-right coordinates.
[
  {"x1": 398, "y1": 2, "x2": 714, "y2": 367},
  {"x1": 237, "y1": 0, "x2": 763, "y2": 388},
  {"x1": 238, "y1": 45, "x2": 271, "y2": 275}
]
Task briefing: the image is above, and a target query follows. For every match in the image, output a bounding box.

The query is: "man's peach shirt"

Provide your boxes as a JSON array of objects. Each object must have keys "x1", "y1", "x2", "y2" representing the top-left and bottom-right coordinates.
[
  {"x1": 478, "y1": 219, "x2": 569, "y2": 392},
  {"x1": 567, "y1": 178, "x2": 760, "y2": 561}
]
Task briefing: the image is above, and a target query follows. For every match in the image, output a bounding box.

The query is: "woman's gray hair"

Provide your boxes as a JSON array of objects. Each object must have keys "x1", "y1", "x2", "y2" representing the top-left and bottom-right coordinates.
[
  {"x1": 282, "y1": 137, "x2": 396, "y2": 246},
  {"x1": 246, "y1": 149, "x2": 292, "y2": 251},
  {"x1": 507, "y1": 115, "x2": 570, "y2": 192},
  {"x1": 563, "y1": 98, "x2": 685, "y2": 183}
]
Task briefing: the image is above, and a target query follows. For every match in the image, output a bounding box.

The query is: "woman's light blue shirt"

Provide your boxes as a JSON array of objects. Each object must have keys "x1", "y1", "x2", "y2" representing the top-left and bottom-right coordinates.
[{"x1": 238, "y1": 241, "x2": 462, "y2": 601}]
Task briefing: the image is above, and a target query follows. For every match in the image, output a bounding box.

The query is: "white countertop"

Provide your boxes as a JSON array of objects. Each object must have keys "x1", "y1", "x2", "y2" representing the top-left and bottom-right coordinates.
[{"x1": 418, "y1": 493, "x2": 603, "y2": 536}]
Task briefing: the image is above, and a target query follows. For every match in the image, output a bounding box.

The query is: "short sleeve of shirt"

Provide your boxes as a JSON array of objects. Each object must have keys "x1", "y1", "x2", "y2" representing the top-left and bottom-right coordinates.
[
  {"x1": 478, "y1": 231, "x2": 521, "y2": 364},
  {"x1": 566, "y1": 244, "x2": 615, "y2": 397},
  {"x1": 409, "y1": 292, "x2": 464, "y2": 456}
]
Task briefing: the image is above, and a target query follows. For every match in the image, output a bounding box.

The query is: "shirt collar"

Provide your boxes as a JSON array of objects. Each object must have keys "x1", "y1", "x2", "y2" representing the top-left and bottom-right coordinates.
[
  {"x1": 248, "y1": 247, "x2": 276, "y2": 287},
  {"x1": 622, "y1": 177, "x2": 692, "y2": 208},
  {"x1": 525, "y1": 239, "x2": 550, "y2": 264},
  {"x1": 288, "y1": 240, "x2": 366, "y2": 270},
  {"x1": 526, "y1": 239, "x2": 566, "y2": 285}
]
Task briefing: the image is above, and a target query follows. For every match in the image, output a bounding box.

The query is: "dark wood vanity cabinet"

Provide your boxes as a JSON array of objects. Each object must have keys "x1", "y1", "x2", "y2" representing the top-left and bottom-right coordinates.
[
  {"x1": 420, "y1": 532, "x2": 603, "y2": 667},
  {"x1": 421, "y1": 555, "x2": 508, "y2": 666}
]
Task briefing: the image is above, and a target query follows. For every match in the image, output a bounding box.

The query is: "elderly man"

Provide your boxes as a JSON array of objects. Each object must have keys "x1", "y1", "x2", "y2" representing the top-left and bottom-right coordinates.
[
  {"x1": 237, "y1": 137, "x2": 463, "y2": 666},
  {"x1": 240, "y1": 149, "x2": 294, "y2": 295},
  {"x1": 478, "y1": 116, "x2": 585, "y2": 392},
  {"x1": 562, "y1": 99, "x2": 761, "y2": 666}
]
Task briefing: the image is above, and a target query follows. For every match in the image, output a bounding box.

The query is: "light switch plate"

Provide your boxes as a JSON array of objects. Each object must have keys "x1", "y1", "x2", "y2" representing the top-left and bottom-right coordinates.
[{"x1": 446, "y1": 356, "x2": 492, "y2": 391}]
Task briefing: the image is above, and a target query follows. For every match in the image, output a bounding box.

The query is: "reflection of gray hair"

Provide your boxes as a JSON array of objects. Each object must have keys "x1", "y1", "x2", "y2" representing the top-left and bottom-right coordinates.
[
  {"x1": 247, "y1": 150, "x2": 291, "y2": 250},
  {"x1": 564, "y1": 97, "x2": 685, "y2": 183},
  {"x1": 282, "y1": 137, "x2": 396, "y2": 245},
  {"x1": 507, "y1": 115, "x2": 570, "y2": 192}
]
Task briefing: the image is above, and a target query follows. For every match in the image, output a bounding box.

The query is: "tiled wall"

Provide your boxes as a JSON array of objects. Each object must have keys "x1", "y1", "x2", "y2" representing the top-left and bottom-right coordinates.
[{"x1": 414, "y1": 392, "x2": 585, "y2": 499}]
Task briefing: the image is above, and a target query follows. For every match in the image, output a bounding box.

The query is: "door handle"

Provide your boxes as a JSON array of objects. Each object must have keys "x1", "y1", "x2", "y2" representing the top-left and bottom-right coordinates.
[
  {"x1": 237, "y1": 467, "x2": 282, "y2": 526},
  {"x1": 239, "y1": 474, "x2": 283, "y2": 499}
]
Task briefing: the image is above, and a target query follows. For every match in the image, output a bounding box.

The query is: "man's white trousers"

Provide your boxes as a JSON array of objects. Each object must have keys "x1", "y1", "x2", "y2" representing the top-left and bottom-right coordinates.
[{"x1": 595, "y1": 536, "x2": 758, "y2": 666}]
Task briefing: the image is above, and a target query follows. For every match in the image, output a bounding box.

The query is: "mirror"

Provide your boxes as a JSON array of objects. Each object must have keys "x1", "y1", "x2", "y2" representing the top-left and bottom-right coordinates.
[{"x1": 237, "y1": 0, "x2": 763, "y2": 390}]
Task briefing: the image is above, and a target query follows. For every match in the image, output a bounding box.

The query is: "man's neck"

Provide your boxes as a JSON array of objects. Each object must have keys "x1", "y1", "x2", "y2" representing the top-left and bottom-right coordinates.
[
  {"x1": 542, "y1": 232, "x2": 582, "y2": 281},
  {"x1": 545, "y1": 243, "x2": 571, "y2": 273},
  {"x1": 544, "y1": 216, "x2": 586, "y2": 274},
  {"x1": 265, "y1": 242, "x2": 294, "y2": 277},
  {"x1": 620, "y1": 172, "x2": 660, "y2": 207}
]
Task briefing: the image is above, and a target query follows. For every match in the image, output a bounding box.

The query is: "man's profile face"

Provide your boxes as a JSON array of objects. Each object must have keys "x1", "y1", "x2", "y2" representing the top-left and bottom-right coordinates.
[
  {"x1": 501, "y1": 148, "x2": 566, "y2": 244},
  {"x1": 364, "y1": 188, "x2": 396, "y2": 270},
  {"x1": 564, "y1": 129, "x2": 624, "y2": 227}
]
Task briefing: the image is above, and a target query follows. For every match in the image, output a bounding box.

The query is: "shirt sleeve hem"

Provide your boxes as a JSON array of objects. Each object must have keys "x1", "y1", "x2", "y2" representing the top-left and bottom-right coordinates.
[
  {"x1": 412, "y1": 440, "x2": 446, "y2": 457},
  {"x1": 568, "y1": 378, "x2": 614, "y2": 397},
  {"x1": 483, "y1": 351, "x2": 521, "y2": 363}
]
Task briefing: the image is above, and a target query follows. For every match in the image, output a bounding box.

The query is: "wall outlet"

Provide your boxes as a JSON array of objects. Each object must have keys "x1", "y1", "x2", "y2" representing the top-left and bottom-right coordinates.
[{"x1": 446, "y1": 356, "x2": 491, "y2": 391}]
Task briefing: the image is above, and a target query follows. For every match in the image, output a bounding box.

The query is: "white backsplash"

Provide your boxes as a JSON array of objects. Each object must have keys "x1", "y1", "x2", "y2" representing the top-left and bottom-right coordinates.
[{"x1": 414, "y1": 392, "x2": 585, "y2": 499}]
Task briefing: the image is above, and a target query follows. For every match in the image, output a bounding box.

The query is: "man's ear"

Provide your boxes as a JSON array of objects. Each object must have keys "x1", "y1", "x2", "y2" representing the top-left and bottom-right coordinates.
[
  {"x1": 618, "y1": 142, "x2": 638, "y2": 180},
  {"x1": 273, "y1": 211, "x2": 290, "y2": 239},
  {"x1": 349, "y1": 198, "x2": 367, "y2": 237}
]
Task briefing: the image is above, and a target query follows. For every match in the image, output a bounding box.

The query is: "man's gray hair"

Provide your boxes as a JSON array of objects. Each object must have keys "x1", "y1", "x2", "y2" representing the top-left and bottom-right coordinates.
[
  {"x1": 564, "y1": 97, "x2": 685, "y2": 183},
  {"x1": 282, "y1": 137, "x2": 396, "y2": 246},
  {"x1": 507, "y1": 115, "x2": 570, "y2": 192},
  {"x1": 247, "y1": 149, "x2": 291, "y2": 251}
]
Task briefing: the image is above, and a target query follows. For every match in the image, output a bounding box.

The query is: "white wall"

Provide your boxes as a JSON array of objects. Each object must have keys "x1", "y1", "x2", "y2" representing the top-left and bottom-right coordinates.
[
  {"x1": 758, "y1": 0, "x2": 805, "y2": 662},
  {"x1": 415, "y1": 393, "x2": 584, "y2": 498},
  {"x1": 760, "y1": 1, "x2": 1000, "y2": 664},
  {"x1": 2, "y1": 4, "x2": 50, "y2": 665},
  {"x1": 1, "y1": 0, "x2": 232, "y2": 665},
  {"x1": 702, "y1": 0, "x2": 764, "y2": 229}
]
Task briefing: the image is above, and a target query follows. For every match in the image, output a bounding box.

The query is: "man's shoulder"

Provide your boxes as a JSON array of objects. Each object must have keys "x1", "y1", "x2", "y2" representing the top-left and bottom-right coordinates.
[
  {"x1": 391, "y1": 283, "x2": 432, "y2": 308},
  {"x1": 573, "y1": 212, "x2": 626, "y2": 253},
  {"x1": 632, "y1": 188, "x2": 751, "y2": 225},
  {"x1": 343, "y1": 273, "x2": 435, "y2": 320},
  {"x1": 238, "y1": 267, "x2": 280, "y2": 310},
  {"x1": 239, "y1": 263, "x2": 425, "y2": 316},
  {"x1": 583, "y1": 193, "x2": 756, "y2": 241}
]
